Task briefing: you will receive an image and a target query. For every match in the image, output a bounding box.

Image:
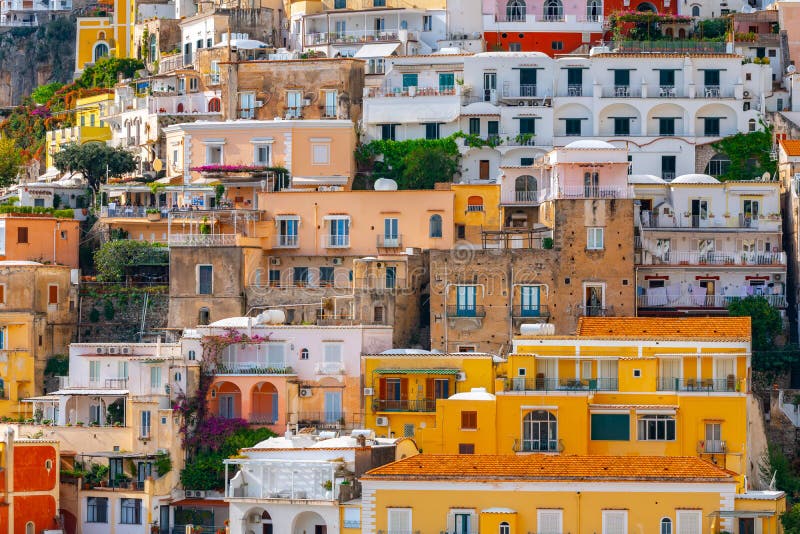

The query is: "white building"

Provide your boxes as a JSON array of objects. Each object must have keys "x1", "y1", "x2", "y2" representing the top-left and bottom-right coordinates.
[
  {"x1": 224, "y1": 431, "x2": 418, "y2": 534},
  {"x1": 0, "y1": 0, "x2": 70, "y2": 27},
  {"x1": 632, "y1": 173, "x2": 787, "y2": 316},
  {"x1": 362, "y1": 48, "x2": 774, "y2": 182}
]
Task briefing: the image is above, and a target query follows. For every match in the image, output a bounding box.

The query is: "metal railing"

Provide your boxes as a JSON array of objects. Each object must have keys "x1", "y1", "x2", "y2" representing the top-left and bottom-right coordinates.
[
  {"x1": 481, "y1": 230, "x2": 547, "y2": 250},
  {"x1": 612, "y1": 40, "x2": 728, "y2": 54},
  {"x1": 656, "y1": 377, "x2": 738, "y2": 392},
  {"x1": 637, "y1": 294, "x2": 787, "y2": 308},
  {"x1": 639, "y1": 211, "x2": 778, "y2": 230},
  {"x1": 304, "y1": 29, "x2": 418, "y2": 46},
  {"x1": 506, "y1": 190, "x2": 548, "y2": 204},
  {"x1": 582, "y1": 306, "x2": 608, "y2": 317},
  {"x1": 322, "y1": 105, "x2": 338, "y2": 118},
  {"x1": 248, "y1": 414, "x2": 278, "y2": 425},
  {"x1": 506, "y1": 377, "x2": 618, "y2": 392},
  {"x1": 445, "y1": 305, "x2": 487, "y2": 318},
  {"x1": 168, "y1": 234, "x2": 237, "y2": 247},
  {"x1": 372, "y1": 398, "x2": 437, "y2": 412},
  {"x1": 558, "y1": 185, "x2": 632, "y2": 199},
  {"x1": 276, "y1": 234, "x2": 299, "y2": 248},
  {"x1": 323, "y1": 234, "x2": 350, "y2": 248},
  {"x1": 104, "y1": 378, "x2": 128, "y2": 389},
  {"x1": 512, "y1": 438, "x2": 563, "y2": 453},
  {"x1": 601, "y1": 85, "x2": 642, "y2": 98},
  {"x1": 376, "y1": 234, "x2": 403, "y2": 248},
  {"x1": 215, "y1": 363, "x2": 293, "y2": 375},
  {"x1": 565, "y1": 84, "x2": 584, "y2": 97},
  {"x1": 511, "y1": 305, "x2": 550, "y2": 318},
  {"x1": 295, "y1": 411, "x2": 362, "y2": 428},
  {"x1": 700, "y1": 439, "x2": 726, "y2": 453},
  {"x1": 639, "y1": 250, "x2": 786, "y2": 266},
  {"x1": 366, "y1": 85, "x2": 460, "y2": 98},
  {"x1": 501, "y1": 84, "x2": 538, "y2": 98},
  {"x1": 315, "y1": 362, "x2": 345, "y2": 375}
]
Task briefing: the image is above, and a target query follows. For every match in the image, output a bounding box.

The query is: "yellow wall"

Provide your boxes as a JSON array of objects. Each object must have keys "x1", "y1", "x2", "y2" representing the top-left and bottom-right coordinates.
[
  {"x1": 74, "y1": 0, "x2": 134, "y2": 73},
  {"x1": 45, "y1": 94, "x2": 113, "y2": 167},
  {"x1": 0, "y1": 320, "x2": 34, "y2": 418},
  {"x1": 452, "y1": 183, "x2": 501, "y2": 244}
]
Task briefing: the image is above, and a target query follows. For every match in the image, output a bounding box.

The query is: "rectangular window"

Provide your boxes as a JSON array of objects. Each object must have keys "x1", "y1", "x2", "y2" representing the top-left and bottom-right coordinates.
[
  {"x1": 458, "y1": 443, "x2": 475, "y2": 454},
  {"x1": 455, "y1": 285, "x2": 477, "y2": 316},
  {"x1": 343, "y1": 508, "x2": 360, "y2": 529},
  {"x1": 268, "y1": 344, "x2": 285, "y2": 368},
  {"x1": 519, "y1": 118, "x2": 536, "y2": 135},
  {"x1": 538, "y1": 510, "x2": 563, "y2": 533},
  {"x1": 433, "y1": 378, "x2": 450, "y2": 399},
  {"x1": 567, "y1": 67, "x2": 583, "y2": 86},
  {"x1": 591, "y1": 413, "x2": 630, "y2": 440},
  {"x1": 120, "y1": 498, "x2": 142, "y2": 524},
  {"x1": 328, "y1": 218, "x2": 350, "y2": 247},
  {"x1": 613, "y1": 118, "x2": 630, "y2": 135},
  {"x1": 614, "y1": 69, "x2": 630, "y2": 86},
  {"x1": 387, "y1": 509, "x2": 411, "y2": 533},
  {"x1": 293, "y1": 266, "x2": 310, "y2": 286},
  {"x1": 659, "y1": 69, "x2": 675, "y2": 88},
  {"x1": 705, "y1": 422, "x2": 723, "y2": 453},
  {"x1": 402, "y1": 73, "x2": 418, "y2": 88},
  {"x1": 319, "y1": 266, "x2": 334, "y2": 287},
  {"x1": 603, "y1": 510, "x2": 628, "y2": 534},
  {"x1": 118, "y1": 361, "x2": 128, "y2": 380},
  {"x1": 380, "y1": 124, "x2": 397, "y2": 141},
  {"x1": 48, "y1": 284, "x2": 58, "y2": 304},
  {"x1": 461, "y1": 410, "x2": 477, "y2": 429},
  {"x1": 17, "y1": 226, "x2": 28, "y2": 244},
  {"x1": 89, "y1": 360, "x2": 100, "y2": 382},
  {"x1": 521, "y1": 157, "x2": 534, "y2": 166},
  {"x1": 438, "y1": 72, "x2": 454, "y2": 92},
  {"x1": 637, "y1": 415, "x2": 676, "y2": 441},
  {"x1": 468, "y1": 117, "x2": 480, "y2": 136},
  {"x1": 425, "y1": 122, "x2": 441, "y2": 140},
  {"x1": 423, "y1": 14, "x2": 432, "y2": 30},
  {"x1": 140, "y1": 410, "x2": 151, "y2": 438},
  {"x1": 268, "y1": 269, "x2": 281, "y2": 287},
  {"x1": 551, "y1": 41, "x2": 563, "y2": 50},
  {"x1": 662, "y1": 155, "x2": 676, "y2": 180},
  {"x1": 659, "y1": 118, "x2": 675, "y2": 136},
  {"x1": 286, "y1": 90, "x2": 302, "y2": 118},
  {"x1": 86, "y1": 497, "x2": 108, "y2": 523},
  {"x1": 197, "y1": 265, "x2": 213, "y2": 295},
  {"x1": 0, "y1": 284, "x2": 5, "y2": 304},
  {"x1": 312, "y1": 143, "x2": 330, "y2": 165},
  {"x1": 385, "y1": 266, "x2": 397, "y2": 289},
  {"x1": 150, "y1": 367, "x2": 161, "y2": 389},
  {"x1": 254, "y1": 145, "x2": 271, "y2": 166},
  {"x1": 324, "y1": 90, "x2": 338, "y2": 117},
  {"x1": 324, "y1": 343, "x2": 342, "y2": 363},
  {"x1": 239, "y1": 92, "x2": 255, "y2": 119},
  {"x1": 278, "y1": 218, "x2": 298, "y2": 247},
  {"x1": 587, "y1": 227, "x2": 604, "y2": 250},
  {"x1": 676, "y1": 510, "x2": 701, "y2": 534},
  {"x1": 206, "y1": 144, "x2": 222, "y2": 164},
  {"x1": 704, "y1": 69, "x2": 721, "y2": 86},
  {"x1": 0, "y1": 327, "x2": 5, "y2": 350},
  {"x1": 334, "y1": 0, "x2": 345, "y2": 7},
  {"x1": 403, "y1": 423, "x2": 415, "y2": 437},
  {"x1": 565, "y1": 118, "x2": 582, "y2": 136},
  {"x1": 704, "y1": 118, "x2": 720, "y2": 136}
]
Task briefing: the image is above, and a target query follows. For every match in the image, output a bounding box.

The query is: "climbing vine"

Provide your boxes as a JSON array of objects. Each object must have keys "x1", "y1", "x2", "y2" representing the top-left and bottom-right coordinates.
[{"x1": 711, "y1": 122, "x2": 776, "y2": 182}]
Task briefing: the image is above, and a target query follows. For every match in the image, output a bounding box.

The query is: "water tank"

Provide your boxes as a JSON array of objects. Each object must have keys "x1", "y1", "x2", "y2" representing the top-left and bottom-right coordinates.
[
  {"x1": 267, "y1": 309, "x2": 286, "y2": 324},
  {"x1": 520, "y1": 323, "x2": 555, "y2": 336},
  {"x1": 374, "y1": 178, "x2": 398, "y2": 191},
  {"x1": 589, "y1": 46, "x2": 610, "y2": 56}
]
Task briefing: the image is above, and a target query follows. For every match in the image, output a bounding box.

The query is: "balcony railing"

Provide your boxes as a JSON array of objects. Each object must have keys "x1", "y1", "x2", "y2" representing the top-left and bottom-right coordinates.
[
  {"x1": 365, "y1": 85, "x2": 460, "y2": 98},
  {"x1": 315, "y1": 362, "x2": 345, "y2": 375},
  {"x1": 481, "y1": 230, "x2": 547, "y2": 249},
  {"x1": 276, "y1": 234, "x2": 299, "y2": 248},
  {"x1": 376, "y1": 234, "x2": 403, "y2": 249},
  {"x1": 512, "y1": 438, "x2": 564, "y2": 453},
  {"x1": 323, "y1": 234, "x2": 350, "y2": 248},
  {"x1": 295, "y1": 411, "x2": 362, "y2": 428},
  {"x1": 248, "y1": 414, "x2": 278, "y2": 425},
  {"x1": 639, "y1": 250, "x2": 786, "y2": 266},
  {"x1": 639, "y1": 211, "x2": 775, "y2": 230},
  {"x1": 700, "y1": 439, "x2": 727, "y2": 453},
  {"x1": 304, "y1": 29, "x2": 419, "y2": 46},
  {"x1": 500, "y1": 84, "x2": 538, "y2": 98},
  {"x1": 582, "y1": 306, "x2": 608, "y2": 317},
  {"x1": 104, "y1": 378, "x2": 128, "y2": 389},
  {"x1": 354, "y1": 277, "x2": 405, "y2": 291},
  {"x1": 611, "y1": 40, "x2": 728, "y2": 54},
  {"x1": 168, "y1": 234, "x2": 237, "y2": 247},
  {"x1": 372, "y1": 398, "x2": 437, "y2": 412},
  {"x1": 322, "y1": 105, "x2": 338, "y2": 118},
  {"x1": 656, "y1": 377, "x2": 739, "y2": 392},
  {"x1": 215, "y1": 363, "x2": 293, "y2": 375},
  {"x1": 511, "y1": 305, "x2": 550, "y2": 318},
  {"x1": 500, "y1": 188, "x2": 549, "y2": 205},
  {"x1": 558, "y1": 185, "x2": 632, "y2": 199},
  {"x1": 638, "y1": 294, "x2": 787, "y2": 309},
  {"x1": 445, "y1": 305, "x2": 486, "y2": 318},
  {"x1": 506, "y1": 377, "x2": 618, "y2": 392},
  {"x1": 601, "y1": 85, "x2": 642, "y2": 98}
]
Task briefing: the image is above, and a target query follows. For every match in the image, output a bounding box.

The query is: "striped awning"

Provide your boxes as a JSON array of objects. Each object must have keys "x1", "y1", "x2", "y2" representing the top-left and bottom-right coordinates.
[{"x1": 375, "y1": 368, "x2": 460, "y2": 375}]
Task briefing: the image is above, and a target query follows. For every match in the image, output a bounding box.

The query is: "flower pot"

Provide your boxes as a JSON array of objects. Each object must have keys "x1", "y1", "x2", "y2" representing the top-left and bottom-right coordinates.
[{"x1": 147, "y1": 212, "x2": 161, "y2": 221}]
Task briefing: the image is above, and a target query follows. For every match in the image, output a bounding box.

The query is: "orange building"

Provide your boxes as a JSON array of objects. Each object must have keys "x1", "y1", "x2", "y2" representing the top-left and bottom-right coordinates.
[
  {"x1": 0, "y1": 429, "x2": 60, "y2": 534},
  {"x1": 0, "y1": 213, "x2": 80, "y2": 268}
]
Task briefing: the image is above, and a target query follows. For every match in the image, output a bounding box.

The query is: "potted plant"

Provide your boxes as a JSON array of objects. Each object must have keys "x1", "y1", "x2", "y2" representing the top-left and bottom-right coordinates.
[
  {"x1": 146, "y1": 208, "x2": 160, "y2": 221},
  {"x1": 76, "y1": 421, "x2": 84, "y2": 427}
]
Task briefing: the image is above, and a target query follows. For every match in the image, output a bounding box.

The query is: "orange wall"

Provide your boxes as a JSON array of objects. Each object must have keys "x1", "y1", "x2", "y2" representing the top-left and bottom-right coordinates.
[
  {"x1": 0, "y1": 216, "x2": 80, "y2": 268},
  {"x1": 13, "y1": 495, "x2": 57, "y2": 534},
  {"x1": 484, "y1": 31, "x2": 603, "y2": 56},
  {"x1": 14, "y1": 444, "x2": 57, "y2": 491},
  {"x1": 0, "y1": 503, "x2": 8, "y2": 534}
]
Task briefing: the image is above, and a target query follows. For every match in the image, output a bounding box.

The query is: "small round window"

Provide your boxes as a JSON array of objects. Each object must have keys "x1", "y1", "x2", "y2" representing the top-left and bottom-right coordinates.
[{"x1": 300, "y1": 348, "x2": 309, "y2": 360}]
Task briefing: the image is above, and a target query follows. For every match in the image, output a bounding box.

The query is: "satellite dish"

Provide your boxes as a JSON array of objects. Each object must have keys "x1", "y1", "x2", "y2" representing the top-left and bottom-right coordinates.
[
  {"x1": 152, "y1": 159, "x2": 163, "y2": 172},
  {"x1": 762, "y1": 171, "x2": 771, "y2": 181},
  {"x1": 788, "y1": 65, "x2": 797, "y2": 74}
]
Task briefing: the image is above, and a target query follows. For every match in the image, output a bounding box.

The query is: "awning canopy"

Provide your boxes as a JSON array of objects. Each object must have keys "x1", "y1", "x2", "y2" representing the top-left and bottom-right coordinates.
[
  {"x1": 50, "y1": 389, "x2": 129, "y2": 396},
  {"x1": 354, "y1": 42, "x2": 401, "y2": 58},
  {"x1": 709, "y1": 511, "x2": 776, "y2": 518},
  {"x1": 21, "y1": 395, "x2": 59, "y2": 403},
  {"x1": 375, "y1": 368, "x2": 460, "y2": 375},
  {"x1": 291, "y1": 175, "x2": 349, "y2": 186}
]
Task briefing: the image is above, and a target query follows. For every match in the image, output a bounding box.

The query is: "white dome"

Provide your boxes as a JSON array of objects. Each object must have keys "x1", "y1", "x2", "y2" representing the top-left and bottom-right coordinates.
[
  {"x1": 374, "y1": 178, "x2": 398, "y2": 191},
  {"x1": 672, "y1": 173, "x2": 720, "y2": 184},
  {"x1": 628, "y1": 174, "x2": 666, "y2": 184},
  {"x1": 563, "y1": 140, "x2": 616, "y2": 149},
  {"x1": 449, "y1": 387, "x2": 495, "y2": 401}
]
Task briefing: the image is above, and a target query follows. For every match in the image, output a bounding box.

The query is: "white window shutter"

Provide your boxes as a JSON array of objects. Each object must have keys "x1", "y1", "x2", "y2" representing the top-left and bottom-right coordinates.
[
  {"x1": 603, "y1": 510, "x2": 628, "y2": 534},
  {"x1": 677, "y1": 511, "x2": 701, "y2": 534},
  {"x1": 538, "y1": 509, "x2": 563, "y2": 534}
]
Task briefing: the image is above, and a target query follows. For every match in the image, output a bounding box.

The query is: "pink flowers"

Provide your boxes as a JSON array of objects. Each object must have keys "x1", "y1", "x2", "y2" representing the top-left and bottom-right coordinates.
[{"x1": 190, "y1": 164, "x2": 271, "y2": 173}]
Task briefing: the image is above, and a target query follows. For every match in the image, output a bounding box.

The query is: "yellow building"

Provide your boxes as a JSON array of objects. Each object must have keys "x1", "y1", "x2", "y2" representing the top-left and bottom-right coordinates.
[
  {"x1": 418, "y1": 317, "x2": 757, "y2": 481},
  {"x1": 360, "y1": 454, "x2": 786, "y2": 534},
  {"x1": 74, "y1": 0, "x2": 135, "y2": 74},
  {"x1": 45, "y1": 93, "x2": 114, "y2": 168},
  {"x1": 362, "y1": 351, "x2": 497, "y2": 440},
  {"x1": 451, "y1": 182, "x2": 501, "y2": 245}
]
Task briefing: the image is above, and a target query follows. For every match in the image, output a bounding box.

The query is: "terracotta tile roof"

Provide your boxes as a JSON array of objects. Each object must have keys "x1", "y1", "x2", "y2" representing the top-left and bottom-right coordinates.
[
  {"x1": 362, "y1": 454, "x2": 734, "y2": 482},
  {"x1": 575, "y1": 317, "x2": 750, "y2": 340},
  {"x1": 780, "y1": 139, "x2": 800, "y2": 157}
]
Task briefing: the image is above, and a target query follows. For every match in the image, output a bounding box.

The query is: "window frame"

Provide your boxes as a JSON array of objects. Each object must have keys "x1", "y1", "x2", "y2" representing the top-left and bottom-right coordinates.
[
  {"x1": 120, "y1": 498, "x2": 142, "y2": 525},
  {"x1": 197, "y1": 264, "x2": 213, "y2": 295},
  {"x1": 429, "y1": 214, "x2": 443, "y2": 238},
  {"x1": 86, "y1": 496, "x2": 109, "y2": 523},
  {"x1": 587, "y1": 227, "x2": 604, "y2": 250},
  {"x1": 461, "y1": 410, "x2": 478, "y2": 430},
  {"x1": 637, "y1": 414, "x2": 676, "y2": 441}
]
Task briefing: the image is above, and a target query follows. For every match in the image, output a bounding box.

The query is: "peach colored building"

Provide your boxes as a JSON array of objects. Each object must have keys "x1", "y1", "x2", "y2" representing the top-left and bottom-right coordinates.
[{"x1": 0, "y1": 214, "x2": 80, "y2": 268}]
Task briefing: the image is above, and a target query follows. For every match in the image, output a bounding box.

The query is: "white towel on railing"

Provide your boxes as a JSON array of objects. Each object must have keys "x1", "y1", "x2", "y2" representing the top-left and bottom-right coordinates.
[
  {"x1": 666, "y1": 284, "x2": 681, "y2": 304},
  {"x1": 648, "y1": 286, "x2": 667, "y2": 306},
  {"x1": 692, "y1": 286, "x2": 707, "y2": 305}
]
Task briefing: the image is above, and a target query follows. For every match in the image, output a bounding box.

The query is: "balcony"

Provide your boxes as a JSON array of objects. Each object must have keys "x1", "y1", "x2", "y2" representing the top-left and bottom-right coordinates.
[
  {"x1": 104, "y1": 378, "x2": 128, "y2": 389},
  {"x1": 511, "y1": 305, "x2": 550, "y2": 319},
  {"x1": 481, "y1": 229, "x2": 548, "y2": 250},
  {"x1": 158, "y1": 53, "x2": 183, "y2": 74},
  {"x1": 304, "y1": 29, "x2": 418, "y2": 47},
  {"x1": 323, "y1": 234, "x2": 350, "y2": 248},
  {"x1": 638, "y1": 294, "x2": 787, "y2": 309},
  {"x1": 500, "y1": 188, "x2": 549, "y2": 205},
  {"x1": 656, "y1": 377, "x2": 739, "y2": 392},
  {"x1": 699, "y1": 439, "x2": 727, "y2": 454},
  {"x1": 557, "y1": 185, "x2": 632, "y2": 199},
  {"x1": 445, "y1": 305, "x2": 486, "y2": 318},
  {"x1": 354, "y1": 277, "x2": 405, "y2": 291},
  {"x1": 512, "y1": 438, "x2": 564, "y2": 453},
  {"x1": 315, "y1": 362, "x2": 345, "y2": 375},
  {"x1": 322, "y1": 105, "x2": 338, "y2": 119},
  {"x1": 275, "y1": 234, "x2": 299, "y2": 248},
  {"x1": 639, "y1": 211, "x2": 779, "y2": 231},
  {"x1": 500, "y1": 84, "x2": 546, "y2": 99},
  {"x1": 376, "y1": 234, "x2": 403, "y2": 249},
  {"x1": 168, "y1": 234, "x2": 237, "y2": 247},
  {"x1": 215, "y1": 363, "x2": 294, "y2": 375},
  {"x1": 506, "y1": 377, "x2": 618, "y2": 392},
  {"x1": 372, "y1": 398, "x2": 437, "y2": 412},
  {"x1": 701, "y1": 85, "x2": 735, "y2": 98},
  {"x1": 365, "y1": 85, "x2": 460, "y2": 98},
  {"x1": 638, "y1": 250, "x2": 786, "y2": 266},
  {"x1": 611, "y1": 40, "x2": 728, "y2": 54},
  {"x1": 294, "y1": 411, "x2": 362, "y2": 428},
  {"x1": 601, "y1": 86, "x2": 642, "y2": 98},
  {"x1": 582, "y1": 306, "x2": 608, "y2": 317}
]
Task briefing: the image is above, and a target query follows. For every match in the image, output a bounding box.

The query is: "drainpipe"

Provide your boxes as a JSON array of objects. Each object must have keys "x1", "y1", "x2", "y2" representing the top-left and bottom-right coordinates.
[{"x1": 576, "y1": 491, "x2": 581, "y2": 534}]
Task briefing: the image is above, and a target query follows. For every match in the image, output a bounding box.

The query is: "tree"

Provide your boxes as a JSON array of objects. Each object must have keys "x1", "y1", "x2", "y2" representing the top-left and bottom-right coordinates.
[
  {"x1": 0, "y1": 138, "x2": 25, "y2": 187},
  {"x1": 355, "y1": 136, "x2": 461, "y2": 190},
  {"x1": 401, "y1": 145, "x2": 460, "y2": 189},
  {"x1": 782, "y1": 503, "x2": 800, "y2": 534},
  {"x1": 727, "y1": 296, "x2": 794, "y2": 374},
  {"x1": 31, "y1": 82, "x2": 64, "y2": 105},
  {"x1": 53, "y1": 142, "x2": 137, "y2": 193},
  {"x1": 711, "y1": 123, "x2": 776, "y2": 182},
  {"x1": 93, "y1": 240, "x2": 167, "y2": 282},
  {"x1": 74, "y1": 57, "x2": 145, "y2": 89}
]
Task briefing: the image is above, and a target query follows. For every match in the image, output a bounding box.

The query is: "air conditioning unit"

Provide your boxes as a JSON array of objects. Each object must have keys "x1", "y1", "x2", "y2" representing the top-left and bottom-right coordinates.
[
  {"x1": 121, "y1": 347, "x2": 131, "y2": 355},
  {"x1": 456, "y1": 372, "x2": 467, "y2": 382},
  {"x1": 774, "y1": 273, "x2": 782, "y2": 281},
  {"x1": 332, "y1": 257, "x2": 344, "y2": 265},
  {"x1": 108, "y1": 347, "x2": 119, "y2": 355},
  {"x1": 517, "y1": 101, "x2": 525, "y2": 106},
  {"x1": 743, "y1": 90, "x2": 751, "y2": 98},
  {"x1": 185, "y1": 489, "x2": 207, "y2": 498},
  {"x1": 376, "y1": 416, "x2": 389, "y2": 426},
  {"x1": 532, "y1": 100, "x2": 540, "y2": 106},
  {"x1": 376, "y1": 262, "x2": 385, "y2": 269},
  {"x1": 363, "y1": 387, "x2": 374, "y2": 396},
  {"x1": 96, "y1": 347, "x2": 107, "y2": 355},
  {"x1": 299, "y1": 387, "x2": 312, "y2": 397},
  {"x1": 270, "y1": 257, "x2": 281, "y2": 266}
]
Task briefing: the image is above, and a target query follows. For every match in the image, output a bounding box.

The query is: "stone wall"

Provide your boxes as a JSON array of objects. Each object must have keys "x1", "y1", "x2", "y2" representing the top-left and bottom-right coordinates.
[{"x1": 78, "y1": 288, "x2": 169, "y2": 342}]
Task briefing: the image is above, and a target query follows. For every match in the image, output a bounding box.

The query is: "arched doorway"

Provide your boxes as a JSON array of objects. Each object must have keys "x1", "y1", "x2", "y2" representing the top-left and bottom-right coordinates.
[
  {"x1": 208, "y1": 381, "x2": 242, "y2": 419},
  {"x1": 514, "y1": 175, "x2": 537, "y2": 203},
  {"x1": 251, "y1": 382, "x2": 279, "y2": 424},
  {"x1": 292, "y1": 511, "x2": 328, "y2": 534}
]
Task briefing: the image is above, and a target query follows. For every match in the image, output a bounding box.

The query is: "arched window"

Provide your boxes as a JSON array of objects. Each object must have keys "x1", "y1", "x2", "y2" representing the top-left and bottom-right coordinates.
[
  {"x1": 174, "y1": 372, "x2": 182, "y2": 382},
  {"x1": 176, "y1": 102, "x2": 185, "y2": 113},
  {"x1": 300, "y1": 348, "x2": 309, "y2": 360},
  {"x1": 543, "y1": 0, "x2": 563, "y2": 20},
  {"x1": 660, "y1": 517, "x2": 672, "y2": 534},
  {"x1": 636, "y1": 1, "x2": 656, "y2": 10},
  {"x1": 93, "y1": 42, "x2": 109, "y2": 62},
  {"x1": 506, "y1": 0, "x2": 526, "y2": 21},
  {"x1": 467, "y1": 196, "x2": 484, "y2": 212},
  {"x1": 208, "y1": 97, "x2": 221, "y2": 112},
  {"x1": 665, "y1": 27, "x2": 673, "y2": 37},
  {"x1": 429, "y1": 214, "x2": 443, "y2": 237},
  {"x1": 748, "y1": 118, "x2": 756, "y2": 132},
  {"x1": 499, "y1": 522, "x2": 511, "y2": 534},
  {"x1": 705, "y1": 154, "x2": 731, "y2": 176},
  {"x1": 691, "y1": 4, "x2": 700, "y2": 16},
  {"x1": 198, "y1": 307, "x2": 210, "y2": 325},
  {"x1": 522, "y1": 410, "x2": 557, "y2": 451},
  {"x1": 26, "y1": 522, "x2": 34, "y2": 534},
  {"x1": 149, "y1": 33, "x2": 157, "y2": 61},
  {"x1": 97, "y1": 31, "x2": 106, "y2": 40},
  {"x1": 586, "y1": 0, "x2": 601, "y2": 21},
  {"x1": 678, "y1": 28, "x2": 686, "y2": 38},
  {"x1": 514, "y1": 175, "x2": 537, "y2": 202}
]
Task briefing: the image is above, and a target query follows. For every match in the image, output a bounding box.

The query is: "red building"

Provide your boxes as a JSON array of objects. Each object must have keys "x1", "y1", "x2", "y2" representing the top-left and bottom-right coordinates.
[{"x1": 0, "y1": 429, "x2": 61, "y2": 534}]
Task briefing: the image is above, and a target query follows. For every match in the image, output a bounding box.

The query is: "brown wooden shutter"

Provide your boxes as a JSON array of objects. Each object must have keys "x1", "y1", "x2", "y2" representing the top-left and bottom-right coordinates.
[{"x1": 399, "y1": 378, "x2": 409, "y2": 400}]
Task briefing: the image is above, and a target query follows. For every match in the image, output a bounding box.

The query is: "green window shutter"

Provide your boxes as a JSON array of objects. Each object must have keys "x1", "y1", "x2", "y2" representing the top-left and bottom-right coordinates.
[{"x1": 591, "y1": 414, "x2": 630, "y2": 440}]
